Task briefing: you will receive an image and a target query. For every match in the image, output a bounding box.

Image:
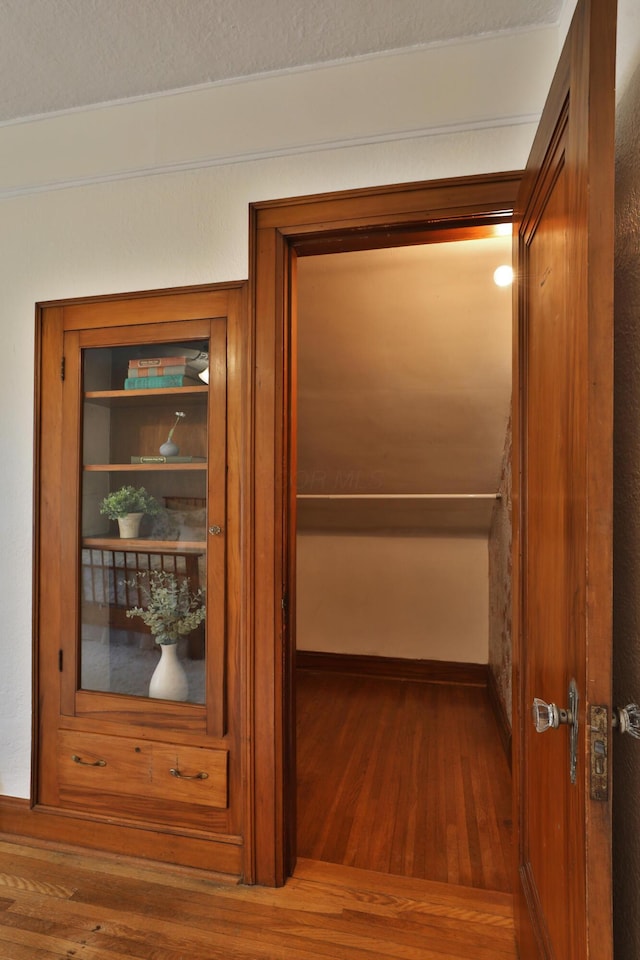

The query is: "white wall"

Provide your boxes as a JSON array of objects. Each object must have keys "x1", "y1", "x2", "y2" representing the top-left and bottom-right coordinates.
[
  {"x1": 297, "y1": 533, "x2": 488, "y2": 662},
  {"x1": 0, "y1": 29, "x2": 562, "y2": 799}
]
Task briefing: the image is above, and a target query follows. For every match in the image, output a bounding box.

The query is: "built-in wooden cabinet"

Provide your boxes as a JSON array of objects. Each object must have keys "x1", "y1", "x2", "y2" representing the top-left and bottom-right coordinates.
[{"x1": 34, "y1": 283, "x2": 249, "y2": 876}]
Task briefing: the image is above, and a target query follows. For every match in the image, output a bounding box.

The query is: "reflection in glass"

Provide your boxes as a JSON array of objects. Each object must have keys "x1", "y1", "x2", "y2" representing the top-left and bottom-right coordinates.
[
  {"x1": 78, "y1": 340, "x2": 208, "y2": 704},
  {"x1": 80, "y1": 548, "x2": 206, "y2": 703}
]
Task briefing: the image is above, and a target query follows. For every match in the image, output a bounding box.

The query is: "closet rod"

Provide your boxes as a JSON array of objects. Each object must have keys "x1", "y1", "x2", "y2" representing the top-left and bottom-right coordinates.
[{"x1": 296, "y1": 493, "x2": 501, "y2": 500}]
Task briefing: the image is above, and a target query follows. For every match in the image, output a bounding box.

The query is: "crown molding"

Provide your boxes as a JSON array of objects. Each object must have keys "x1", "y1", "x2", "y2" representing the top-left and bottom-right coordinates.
[{"x1": 0, "y1": 113, "x2": 539, "y2": 201}]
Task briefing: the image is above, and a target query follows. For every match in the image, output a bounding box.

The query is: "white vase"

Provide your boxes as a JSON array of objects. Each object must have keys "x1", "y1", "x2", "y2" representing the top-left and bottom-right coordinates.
[
  {"x1": 117, "y1": 512, "x2": 143, "y2": 538},
  {"x1": 149, "y1": 642, "x2": 188, "y2": 701}
]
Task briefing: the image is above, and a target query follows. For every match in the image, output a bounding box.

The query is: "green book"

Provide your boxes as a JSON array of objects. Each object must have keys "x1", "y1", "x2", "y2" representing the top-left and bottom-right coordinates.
[
  {"x1": 130, "y1": 456, "x2": 206, "y2": 463},
  {"x1": 124, "y1": 374, "x2": 202, "y2": 389}
]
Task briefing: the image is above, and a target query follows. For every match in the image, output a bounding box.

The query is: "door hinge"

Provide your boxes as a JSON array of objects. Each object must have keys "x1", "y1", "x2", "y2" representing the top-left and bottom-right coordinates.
[
  {"x1": 60, "y1": 356, "x2": 66, "y2": 381},
  {"x1": 58, "y1": 649, "x2": 63, "y2": 672},
  {"x1": 281, "y1": 593, "x2": 288, "y2": 613}
]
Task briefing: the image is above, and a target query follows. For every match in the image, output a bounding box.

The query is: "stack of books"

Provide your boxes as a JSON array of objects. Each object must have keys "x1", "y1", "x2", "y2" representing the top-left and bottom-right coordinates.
[{"x1": 124, "y1": 356, "x2": 204, "y2": 390}]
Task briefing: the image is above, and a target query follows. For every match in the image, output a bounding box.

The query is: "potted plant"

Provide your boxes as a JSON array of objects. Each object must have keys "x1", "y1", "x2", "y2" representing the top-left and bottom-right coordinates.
[
  {"x1": 125, "y1": 570, "x2": 206, "y2": 700},
  {"x1": 100, "y1": 485, "x2": 160, "y2": 539}
]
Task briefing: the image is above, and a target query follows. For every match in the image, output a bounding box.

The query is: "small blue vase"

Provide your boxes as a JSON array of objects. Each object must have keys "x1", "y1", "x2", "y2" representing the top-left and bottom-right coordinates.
[{"x1": 159, "y1": 440, "x2": 179, "y2": 457}]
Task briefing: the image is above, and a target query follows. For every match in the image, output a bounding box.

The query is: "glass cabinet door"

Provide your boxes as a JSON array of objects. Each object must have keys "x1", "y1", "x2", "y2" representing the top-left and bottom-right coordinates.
[{"x1": 76, "y1": 335, "x2": 219, "y2": 707}]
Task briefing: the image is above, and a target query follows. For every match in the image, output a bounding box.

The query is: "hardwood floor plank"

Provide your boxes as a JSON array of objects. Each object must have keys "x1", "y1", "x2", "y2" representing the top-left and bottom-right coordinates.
[
  {"x1": 0, "y1": 939, "x2": 63, "y2": 960},
  {"x1": 0, "y1": 669, "x2": 517, "y2": 960},
  {"x1": 4, "y1": 891, "x2": 300, "y2": 960},
  {"x1": 296, "y1": 671, "x2": 513, "y2": 891},
  {"x1": 293, "y1": 859, "x2": 514, "y2": 914},
  {"x1": 337, "y1": 912, "x2": 517, "y2": 960},
  {"x1": 0, "y1": 922, "x2": 145, "y2": 960},
  {"x1": 0, "y1": 840, "x2": 516, "y2": 959},
  {"x1": 0, "y1": 870, "x2": 75, "y2": 900},
  {"x1": 1, "y1": 898, "x2": 485, "y2": 960}
]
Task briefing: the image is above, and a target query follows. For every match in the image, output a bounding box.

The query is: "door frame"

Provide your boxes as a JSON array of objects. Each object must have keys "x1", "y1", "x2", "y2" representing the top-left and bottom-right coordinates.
[{"x1": 248, "y1": 172, "x2": 522, "y2": 886}]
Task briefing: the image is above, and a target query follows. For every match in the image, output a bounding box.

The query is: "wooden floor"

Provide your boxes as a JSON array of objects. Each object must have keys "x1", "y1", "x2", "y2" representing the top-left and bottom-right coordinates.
[
  {"x1": 0, "y1": 840, "x2": 517, "y2": 959},
  {"x1": 296, "y1": 670, "x2": 513, "y2": 891},
  {"x1": 0, "y1": 672, "x2": 516, "y2": 957}
]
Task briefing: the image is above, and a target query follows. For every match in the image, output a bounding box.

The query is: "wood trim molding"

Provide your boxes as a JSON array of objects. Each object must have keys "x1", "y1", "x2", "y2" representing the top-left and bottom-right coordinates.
[
  {"x1": 0, "y1": 797, "x2": 243, "y2": 877},
  {"x1": 249, "y1": 172, "x2": 522, "y2": 887},
  {"x1": 486, "y1": 666, "x2": 512, "y2": 767},
  {"x1": 296, "y1": 650, "x2": 488, "y2": 687},
  {"x1": 0, "y1": 121, "x2": 536, "y2": 204}
]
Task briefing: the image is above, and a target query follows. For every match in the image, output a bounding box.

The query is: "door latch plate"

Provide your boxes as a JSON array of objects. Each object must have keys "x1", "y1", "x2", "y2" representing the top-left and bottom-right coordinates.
[{"x1": 590, "y1": 705, "x2": 608, "y2": 801}]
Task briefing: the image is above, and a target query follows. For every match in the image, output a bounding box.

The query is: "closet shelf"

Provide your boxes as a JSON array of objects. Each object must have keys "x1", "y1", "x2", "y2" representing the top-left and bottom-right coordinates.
[
  {"x1": 296, "y1": 493, "x2": 503, "y2": 535},
  {"x1": 296, "y1": 493, "x2": 501, "y2": 500}
]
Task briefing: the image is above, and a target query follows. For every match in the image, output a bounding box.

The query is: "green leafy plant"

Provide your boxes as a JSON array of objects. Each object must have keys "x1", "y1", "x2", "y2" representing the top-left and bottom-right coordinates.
[
  {"x1": 99, "y1": 485, "x2": 160, "y2": 520},
  {"x1": 125, "y1": 570, "x2": 205, "y2": 644}
]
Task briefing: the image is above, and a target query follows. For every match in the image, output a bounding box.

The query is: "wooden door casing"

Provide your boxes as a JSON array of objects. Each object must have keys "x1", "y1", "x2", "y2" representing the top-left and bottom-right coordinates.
[
  {"x1": 512, "y1": 0, "x2": 616, "y2": 956},
  {"x1": 249, "y1": 173, "x2": 522, "y2": 886}
]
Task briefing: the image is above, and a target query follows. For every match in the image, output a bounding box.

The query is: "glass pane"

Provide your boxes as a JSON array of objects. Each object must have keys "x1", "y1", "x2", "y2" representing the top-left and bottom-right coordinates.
[{"x1": 79, "y1": 340, "x2": 208, "y2": 705}]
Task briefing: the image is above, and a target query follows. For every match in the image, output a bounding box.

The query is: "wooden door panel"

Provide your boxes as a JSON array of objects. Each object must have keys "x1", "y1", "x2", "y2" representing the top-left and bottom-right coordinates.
[
  {"x1": 521, "y1": 127, "x2": 584, "y2": 959},
  {"x1": 513, "y1": 0, "x2": 616, "y2": 956}
]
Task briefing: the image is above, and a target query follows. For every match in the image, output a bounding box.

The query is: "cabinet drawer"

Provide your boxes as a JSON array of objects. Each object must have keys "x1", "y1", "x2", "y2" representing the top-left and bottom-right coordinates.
[{"x1": 58, "y1": 730, "x2": 228, "y2": 809}]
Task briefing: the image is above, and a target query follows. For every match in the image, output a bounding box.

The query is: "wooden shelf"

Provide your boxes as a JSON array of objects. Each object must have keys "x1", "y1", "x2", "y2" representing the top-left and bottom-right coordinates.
[
  {"x1": 296, "y1": 493, "x2": 499, "y2": 500},
  {"x1": 296, "y1": 495, "x2": 499, "y2": 534},
  {"x1": 82, "y1": 536, "x2": 206, "y2": 554},
  {"x1": 84, "y1": 386, "x2": 208, "y2": 406},
  {"x1": 86, "y1": 386, "x2": 208, "y2": 399}
]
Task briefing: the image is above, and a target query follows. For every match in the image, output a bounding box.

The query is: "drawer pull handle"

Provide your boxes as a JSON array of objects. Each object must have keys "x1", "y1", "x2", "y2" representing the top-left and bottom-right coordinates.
[
  {"x1": 71, "y1": 754, "x2": 106, "y2": 767},
  {"x1": 169, "y1": 767, "x2": 209, "y2": 781}
]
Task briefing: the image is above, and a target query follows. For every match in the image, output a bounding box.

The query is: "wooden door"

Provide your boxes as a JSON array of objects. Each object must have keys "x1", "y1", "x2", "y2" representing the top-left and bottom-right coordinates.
[{"x1": 512, "y1": 1, "x2": 616, "y2": 956}]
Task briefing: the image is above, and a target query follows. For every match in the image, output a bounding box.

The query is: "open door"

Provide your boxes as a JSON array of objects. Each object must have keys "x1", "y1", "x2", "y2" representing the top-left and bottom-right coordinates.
[{"x1": 512, "y1": 0, "x2": 616, "y2": 957}]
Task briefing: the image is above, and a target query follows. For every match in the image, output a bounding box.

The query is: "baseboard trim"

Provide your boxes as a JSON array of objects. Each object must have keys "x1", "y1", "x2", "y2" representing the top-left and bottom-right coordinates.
[
  {"x1": 296, "y1": 650, "x2": 488, "y2": 687},
  {"x1": 0, "y1": 796, "x2": 242, "y2": 877},
  {"x1": 486, "y1": 667, "x2": 512, "y2": 767}
]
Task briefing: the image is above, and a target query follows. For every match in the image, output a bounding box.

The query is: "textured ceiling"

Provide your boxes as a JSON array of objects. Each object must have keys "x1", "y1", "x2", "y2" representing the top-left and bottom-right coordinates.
[{"x1": 0, "y1": 0, "x2": 565, "y2": 123}]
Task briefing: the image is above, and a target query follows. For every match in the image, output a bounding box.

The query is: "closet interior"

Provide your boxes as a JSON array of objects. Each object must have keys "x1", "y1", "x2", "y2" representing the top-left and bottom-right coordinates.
[{"x1": 294, "y1": 236, "x2": 514, "y2": 891}]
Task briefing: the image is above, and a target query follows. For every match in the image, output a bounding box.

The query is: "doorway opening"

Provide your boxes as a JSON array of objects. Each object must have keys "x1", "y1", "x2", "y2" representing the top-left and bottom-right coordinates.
[
  {"x1": 248, "y1": 172, "x2": 522, "y2": 888},
  {"x1": 292, "y1": 232, "x2": 514, "y2": 891}
]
